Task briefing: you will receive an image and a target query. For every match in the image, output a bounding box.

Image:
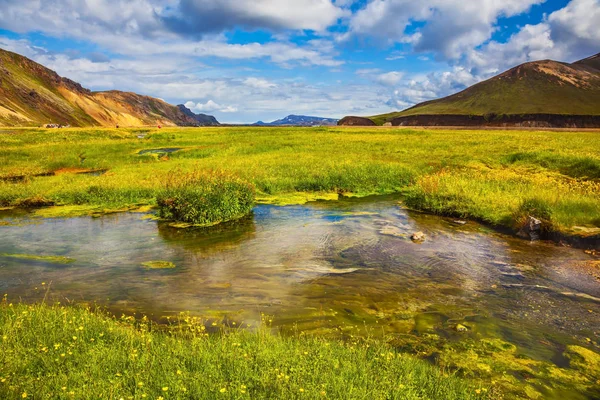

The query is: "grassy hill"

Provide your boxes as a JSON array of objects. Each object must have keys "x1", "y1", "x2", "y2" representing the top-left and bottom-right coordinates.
[
  {"x1": 0, "y1": 49, "x2": 217, "y2": 127},
  {"x1": 367, "y1": 54, "x2": 600, "y2": 125}
]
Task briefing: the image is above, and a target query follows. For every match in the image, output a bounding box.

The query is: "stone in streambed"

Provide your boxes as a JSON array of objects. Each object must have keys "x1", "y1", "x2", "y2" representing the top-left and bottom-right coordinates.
[
  {"x1": 517, "y1": 216, "x2": 542, "y2": 241},
  {"x1": 411, "y1": 232, "x2": 426, "y2": 242}
]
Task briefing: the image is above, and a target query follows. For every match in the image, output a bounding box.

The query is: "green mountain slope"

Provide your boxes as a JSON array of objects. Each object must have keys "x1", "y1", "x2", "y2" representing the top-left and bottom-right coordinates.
[
  {"x1": 368, "y1": 54, "x2": 600, "y2": 125},
  {"x1": 0, "y1": 48, "x2": 219, "y2": 127}
]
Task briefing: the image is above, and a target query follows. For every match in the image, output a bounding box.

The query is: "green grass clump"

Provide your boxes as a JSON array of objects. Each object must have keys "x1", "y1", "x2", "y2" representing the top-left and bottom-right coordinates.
[
  {"x1": 0, "y1": 302, "x2": 485, "y2": 399},
  {"x1": 157, "y1": 170, "x2": 255, "y2": 226}
]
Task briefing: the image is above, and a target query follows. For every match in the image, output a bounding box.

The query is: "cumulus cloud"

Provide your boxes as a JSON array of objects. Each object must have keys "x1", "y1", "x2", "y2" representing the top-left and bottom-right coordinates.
[
  {"x1": 162, "y1": 0, "x2": 347, "y2": 36},
  {"x1": 185, "y1": 100, "x2": 238, "y2": 113},
  {"x1": 344, "y1": 0, "x2": 544, "y2": 58},
  {"x1": 547, "y1": 0, "x2": 600, "y2": 60},
  {"x1": 386, "y1": 67, "x2": 479, "y2": 108},
  {"x1": 0, "y1": 0, "x2": 344, "y2": 67},
  {"x1": 375, "y1": 71, "x2": 404, "y2": 86}
]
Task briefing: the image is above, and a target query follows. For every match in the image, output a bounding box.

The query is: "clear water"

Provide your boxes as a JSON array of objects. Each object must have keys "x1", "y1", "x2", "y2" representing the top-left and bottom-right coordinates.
[{"x1": 1, "y1": 196, "x2": 599, "y2": 398}]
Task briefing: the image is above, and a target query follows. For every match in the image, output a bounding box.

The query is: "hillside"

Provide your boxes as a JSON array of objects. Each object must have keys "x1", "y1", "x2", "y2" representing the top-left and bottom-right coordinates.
[
  {"x1": 254, "y1": 115, "x2": 338, "y2": 126},
  {"x1": 177, "y1": 104, "x2": 220, "y2": 126},
  {"x1": 0, "y1": 48, "x2": 219, "y2": 127},
  {"x1": 364, "y1": 53, "x2": 600, "y2": 126}
]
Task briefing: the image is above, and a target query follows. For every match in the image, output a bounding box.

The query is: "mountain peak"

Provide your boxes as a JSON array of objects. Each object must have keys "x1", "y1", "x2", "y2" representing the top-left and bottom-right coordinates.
[{"x1": 254, "y1": 115, "x2": 338, "y2": 126}]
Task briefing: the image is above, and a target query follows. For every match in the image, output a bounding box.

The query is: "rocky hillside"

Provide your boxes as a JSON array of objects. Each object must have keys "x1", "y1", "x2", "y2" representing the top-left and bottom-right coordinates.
[
  {"x1": 177, "y1": 104, "x2": 220, "y2": 126},
  {"x1": 357, "y1": 53, "x2": 600, "y2": 126},
  {"x1": 0, "y1": 48, "x2": 219, "y2": 127}
]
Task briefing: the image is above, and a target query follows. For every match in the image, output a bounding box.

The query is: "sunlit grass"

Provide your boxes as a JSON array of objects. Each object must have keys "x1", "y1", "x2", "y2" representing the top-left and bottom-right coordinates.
[
  {"x1": 0, "y1": 126, "x2": 598, "y2": 233},
  {"x1": 0, "y1": 301, "x2": 485, "y2": 399},
  {"x1": 157, "y1": 169, "x2": 255, "y2": 225}
]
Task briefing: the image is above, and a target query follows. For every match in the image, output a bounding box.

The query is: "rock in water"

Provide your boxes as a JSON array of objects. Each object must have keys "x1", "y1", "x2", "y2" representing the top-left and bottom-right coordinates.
[
  {"x1": 411, "y1": 232, "x2": 426, "y2": 242},
  {"x1": 455, "y1": 324, "x2": 468, "y2": 332},
  {"x1": 517, "y1": 216, "x2": 542, "y2": 241}
]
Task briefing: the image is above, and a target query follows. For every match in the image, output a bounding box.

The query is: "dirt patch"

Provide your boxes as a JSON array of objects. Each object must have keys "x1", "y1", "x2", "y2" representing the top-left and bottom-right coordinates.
[
  {"x1": 392, "y1": 114, "x2": 600, "y2": 128},
  {"x1": 338, "y1": 116, "x2": 376, "y2": 126},
  {"x1": 54, "y1": 167, "x2": 108, "y2": 176}
]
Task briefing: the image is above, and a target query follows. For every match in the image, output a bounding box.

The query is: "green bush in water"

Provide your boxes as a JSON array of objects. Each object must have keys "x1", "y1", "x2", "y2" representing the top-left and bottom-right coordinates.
[{"x1": 157, "y1": 169, "x2": 255, "y2": 226}]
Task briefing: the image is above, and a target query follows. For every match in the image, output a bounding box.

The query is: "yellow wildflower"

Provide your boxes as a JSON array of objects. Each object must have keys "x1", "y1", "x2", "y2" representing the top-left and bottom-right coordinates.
[
  {"x1": 21, "y1": 393, "x2": 27, "y2": 398},
  {"x1": 162, "y1": 387, "x2": 169, "y2": 392},
  {"x1": 220, "y1": 388, "x2": 227, "y2": 393}
]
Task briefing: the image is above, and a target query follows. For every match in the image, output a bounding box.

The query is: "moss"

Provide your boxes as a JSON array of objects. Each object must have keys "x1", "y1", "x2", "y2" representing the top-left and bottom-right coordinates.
[
  {"x1": 141, "y1": 261, "x2": 176, "y2": 269},
  {"x1": 0, "y1": 253, "x2": 75, "y2": 264},
  {"x1": 564, "y1": 346, "x2": 600, "y2": 378}
]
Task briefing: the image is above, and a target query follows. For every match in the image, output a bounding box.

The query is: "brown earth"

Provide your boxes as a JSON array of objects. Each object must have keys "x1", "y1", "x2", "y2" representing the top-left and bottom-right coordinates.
[
  {"x1": 338, "y1": 116, "x2": 377, "y2": 126},
  {"x1": 391, "y1": 114, "x2": 600, "y2": 128}
]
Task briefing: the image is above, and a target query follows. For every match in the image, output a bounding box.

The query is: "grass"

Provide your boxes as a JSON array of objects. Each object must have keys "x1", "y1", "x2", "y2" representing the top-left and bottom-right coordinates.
[
  {"x1": 0, "y1": 301, "x2": 486, "y2": 400},
  {"x1": 0, "y1": 126, "x2": 598, "y2": 235},
  {"x1": 157, "y1": 170, "x2": 255, "y2": 226}
]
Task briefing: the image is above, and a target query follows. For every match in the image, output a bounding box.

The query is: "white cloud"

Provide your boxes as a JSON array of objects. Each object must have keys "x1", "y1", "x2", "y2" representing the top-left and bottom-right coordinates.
[
  {"x1": 185, "y1": 100, "x2": 238, "y2": 113},
  {"x1": 244, "y1": 78, "x2": 278, "y2": 90},
  {"x1": 344, "y1": 0, "x2": 544, "y2": 58},
  {"x1": 163, "y1": 0, "x2": 348, "y2": 34},
  {"x1": 548, "y1": 0, "x2": 600, "y2": 60},
  {"x1": 375, "y1": 71, "x2": 404, "y2": 86},
  {"x1": 0, "y1": 0, "x2": 344, "y2": 67},
  {"x1": 386, "y1": 67, "x2": 479, "y2": 108}
]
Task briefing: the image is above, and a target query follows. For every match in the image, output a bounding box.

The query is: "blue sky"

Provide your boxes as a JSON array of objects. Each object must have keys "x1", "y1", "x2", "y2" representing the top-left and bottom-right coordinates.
[{"x1": 0, "y1": 0, "x2": 598, "y2": 123}]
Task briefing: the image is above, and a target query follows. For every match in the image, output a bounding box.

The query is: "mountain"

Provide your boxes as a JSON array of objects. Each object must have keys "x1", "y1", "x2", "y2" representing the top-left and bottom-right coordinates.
[
  {"x1": 358, "y1": 53, "x2": 600, "y2": 126},
  {"x1": 254, "y1": 115, "x2": 338, "y2": 126},
  {"x1": 177, "y1": 104, "x2": 220, "y2": 126},
  {"x1": 0, "y1": 48, "x2": 219, "y2": 127}
]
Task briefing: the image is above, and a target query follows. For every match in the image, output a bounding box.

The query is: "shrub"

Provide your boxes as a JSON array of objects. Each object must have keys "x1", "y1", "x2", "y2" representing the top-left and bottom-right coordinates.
[{"x1": 157, "y1": 169, "x2": 255, "y2": 226}]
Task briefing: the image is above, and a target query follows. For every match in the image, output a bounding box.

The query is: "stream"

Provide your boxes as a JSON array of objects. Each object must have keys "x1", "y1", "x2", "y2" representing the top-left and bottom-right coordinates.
[{"x1": 1, "y1": 196, "x2": 599, "y2": 399}]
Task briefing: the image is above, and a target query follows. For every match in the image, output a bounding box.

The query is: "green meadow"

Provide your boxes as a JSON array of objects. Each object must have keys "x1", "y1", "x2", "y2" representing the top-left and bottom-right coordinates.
[
  {"x1": 0, "y1": 301, "x2": 485, "y2": 400},
  {"x1": 2, "y1": 126, "x2": 600, "y2": 399},
  {"x1": 1, "y1": 126, "x2": 598, "y2": 235}
]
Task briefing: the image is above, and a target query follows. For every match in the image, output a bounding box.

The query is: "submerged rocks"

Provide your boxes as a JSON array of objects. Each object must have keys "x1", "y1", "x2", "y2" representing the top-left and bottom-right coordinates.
[
  {"x1": 411, "y1": 232, "x2": 426, "y2": 242},
  {"x1": 517, "y1": 216, "x2": 542, "y2": 241}
]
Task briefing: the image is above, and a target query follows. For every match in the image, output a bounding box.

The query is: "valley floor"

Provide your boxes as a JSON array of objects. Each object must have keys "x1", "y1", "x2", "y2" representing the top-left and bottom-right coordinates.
[{"x1": 0, "y1": 126, "x2": 599, "y2": 241}]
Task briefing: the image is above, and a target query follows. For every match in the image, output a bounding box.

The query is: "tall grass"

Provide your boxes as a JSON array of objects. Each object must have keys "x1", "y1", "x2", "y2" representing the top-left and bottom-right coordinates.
[
  {"x1": 0, "y1": 127, "x2": 598, "y2": 233},
  {"x1": 157, "y1": 170, "x2": 255, "y2": 226},
  {"x1": 0, "y1": 301, "x2": 485, "y2": 400}
]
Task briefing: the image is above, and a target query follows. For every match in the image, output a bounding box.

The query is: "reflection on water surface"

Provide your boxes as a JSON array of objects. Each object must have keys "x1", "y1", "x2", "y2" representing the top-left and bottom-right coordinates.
[{"x1": 1, "y1": 196, "x2": 599, "y2": 399}]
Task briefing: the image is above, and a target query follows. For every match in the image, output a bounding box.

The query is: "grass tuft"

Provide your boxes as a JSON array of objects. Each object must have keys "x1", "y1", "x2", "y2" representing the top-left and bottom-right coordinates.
[{"x1": 157, "y1": 169, "x2": 255, "y2": 226}]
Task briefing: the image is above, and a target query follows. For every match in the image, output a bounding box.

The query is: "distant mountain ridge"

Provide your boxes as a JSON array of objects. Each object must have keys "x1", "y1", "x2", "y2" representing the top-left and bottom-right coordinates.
[
  {"x1": 344, "y1": 52, "x2": 600, "y2": 127},
  {"x1": 177, "y1": 104, "x2": 220, "y2": 126},
  {"x1": 254, "y1": 114, "x2": 338, "y2": 126},
  {"x1": 0, "y1": 48, "x2": 219, "y2": 127}
]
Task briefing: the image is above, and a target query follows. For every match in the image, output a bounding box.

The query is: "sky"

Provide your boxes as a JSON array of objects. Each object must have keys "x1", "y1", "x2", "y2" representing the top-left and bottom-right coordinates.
[{"x1": 0, "y1": 0, "x2": 598, "y2": 123}]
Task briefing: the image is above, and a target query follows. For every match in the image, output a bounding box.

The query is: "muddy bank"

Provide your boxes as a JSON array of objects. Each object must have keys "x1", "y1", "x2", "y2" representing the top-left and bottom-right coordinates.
[{"x1": 392, "y1": 114, "x2": 600, "y2": 128}]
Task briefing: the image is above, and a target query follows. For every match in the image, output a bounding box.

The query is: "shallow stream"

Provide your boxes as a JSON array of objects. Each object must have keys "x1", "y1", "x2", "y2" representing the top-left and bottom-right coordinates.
[{"x1": 1, "y1": 196, "x2": 599, "y2": 398}]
